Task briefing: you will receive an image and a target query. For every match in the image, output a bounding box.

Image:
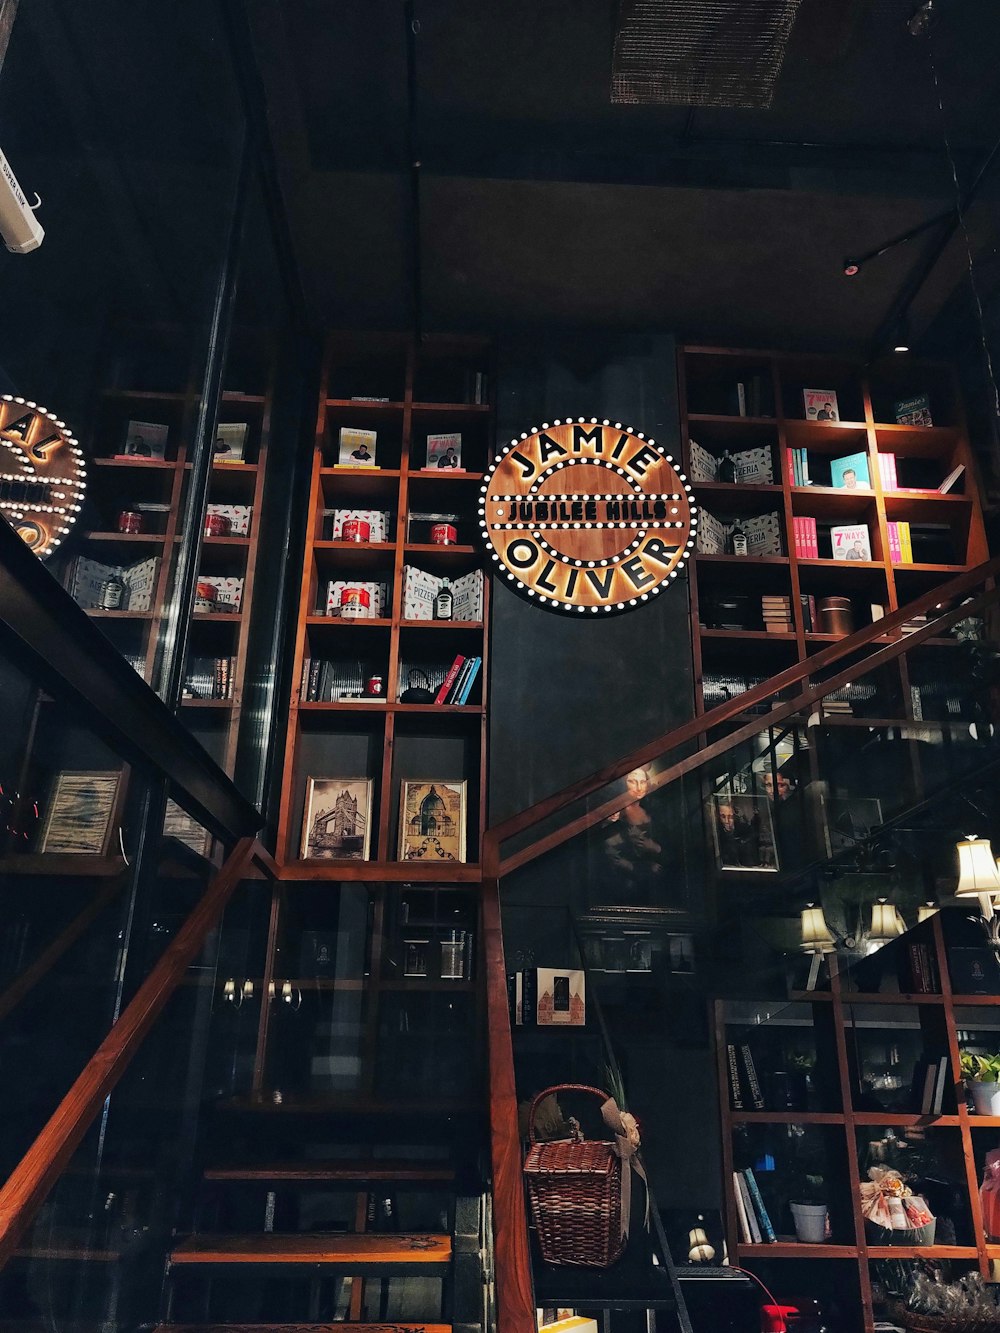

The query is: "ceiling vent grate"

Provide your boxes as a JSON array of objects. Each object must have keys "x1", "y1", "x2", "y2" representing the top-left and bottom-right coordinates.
[{"x1": 612, "y1": 0, "x2": 803, "y2": 109}]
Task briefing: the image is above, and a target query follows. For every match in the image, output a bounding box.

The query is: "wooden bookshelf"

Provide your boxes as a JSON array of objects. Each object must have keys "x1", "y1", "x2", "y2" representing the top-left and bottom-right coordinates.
[
  {"x1": 715, "y1": 909, "x2": 1000, "y2": 1333},
  {"x1": 679, "y1": 346, "x2": 990, "y2": 723},
  {"x1": 276, "y1": 332, "x2": 491, "y2": 874}
]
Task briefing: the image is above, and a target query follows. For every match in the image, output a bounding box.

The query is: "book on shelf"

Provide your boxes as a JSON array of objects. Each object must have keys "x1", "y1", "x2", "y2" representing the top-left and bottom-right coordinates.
[
  {"x1": 830, "y1": 523, "x2": 871, "y2": 561},
  {"x1": 213, "y1": 421, "x2": 248, "y2": 463},
  {"x1": 736, "y1": 1173, "x2": 762, "y2": 1244},
  {"x1": 423, "y1": 431, "x2": 463, "y2": 470},
  {"x1": 68, "y1": 555, "x2": 159, "y2": 612},
  {"x1": 431, "y1": 653, "x2": 481, "y2": 704},
  {"x1": 894, "y1": 393, "x2": 932, "y2": 426},
  {"x1": 733, "y1": 374, "x2": 771, "y2": 419},
  {"x1": 325, "y1": 508, "x2": 391, "y2": 542},
  {"x1": 761, "y1": 595, "x2": 792, "y2": 632},
  {"x1": 696, "y1": 509, "x2": 783, "y2": 557},
  {"x1": 467, "y1": 369, "x2": 488, "y2": 405},
  {"x1": 402, "y1": 566, "x2": 482, "y2": 621},
  {"x1": 727, "y1": 1043, "x2": 744, "y2": 1109},
  {"x1": 803, "y1": 389, "x2": 839, "y2": 422},
  {"x1": 799, "y1": 594, "x2": 818, "y2": 632},
  {"x1": 902, "y1": 939, "x2": 940, "y2": 994},
  {"x1": 299, "y1": 657, "x2": 382, "y2": 703},
  {"x1": 830, "y1": 451, "x2": 870, "y2": 489},
  {"x1": 786, "y1": 446, "x2": 812, "y2": 486},
  {"x1": 337, "y1": 426, "x2": 378, "y2": 468},
  {"x1": 938, "y1": 464, "x2": 965, "y2": 494},
  {"x1": 741, "y1": 1045, "x2": 765, "y2": 1109},
  {"x1": 910, "y1": 1054, "x2": 949, "y2": 1115},
  {"x1": 115, "y1": 419, "x2": 168, "y2": 461},
  {"x1": 886, "y1": 521, "x2": 912, "y2": 564},
  {"x1": 877, "y1": 453, "x2": 898, "y2": 491},
  {"x1": 733, "y1": 1172, "x2": 753, "y2": 1243},
  {"x1": 743, "y1": 1167, "x2": 777, "y2": 1242},
  {"x1": 793, "y1": 515, "x2": 818, "y2": 558},
  {"x1": 182, "y1": 655, "x2": 235, "y2": 700}
]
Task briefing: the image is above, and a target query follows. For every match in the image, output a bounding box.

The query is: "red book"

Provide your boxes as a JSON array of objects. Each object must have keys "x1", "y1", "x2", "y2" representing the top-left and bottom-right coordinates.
[
  {"x1": 887, "y1": 521, "x2": 902, "y2": 564},
  {"x1": 434, "y1": 655, "x2": 466, "y2": 704},
  {"x1": 785, "y1": 447, "x2": 796, "y2": 488}
]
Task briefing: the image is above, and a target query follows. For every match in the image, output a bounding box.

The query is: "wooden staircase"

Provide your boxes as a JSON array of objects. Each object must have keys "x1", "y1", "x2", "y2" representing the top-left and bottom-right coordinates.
[{"x1": 168, "y1": 1232, "x2": 452, "y2": 1268}]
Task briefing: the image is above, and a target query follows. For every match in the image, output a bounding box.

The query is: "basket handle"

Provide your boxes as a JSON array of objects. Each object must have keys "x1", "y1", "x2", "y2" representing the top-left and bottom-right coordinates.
[{"x1": 526, "y1": 1083, "x2": 611, "y2": 1143}]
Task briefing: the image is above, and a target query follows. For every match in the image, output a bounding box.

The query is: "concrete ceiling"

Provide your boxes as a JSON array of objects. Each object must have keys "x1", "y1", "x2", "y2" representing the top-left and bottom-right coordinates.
[{"x1": 252, "y1": 0, "x2": 1000, "y2": 352}]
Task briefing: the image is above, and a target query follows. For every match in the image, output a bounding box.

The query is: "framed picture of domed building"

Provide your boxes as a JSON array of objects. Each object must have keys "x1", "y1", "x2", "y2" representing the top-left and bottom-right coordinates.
[
  {"x1": 398, "y1": 779, "x2": 467, "y2": 863},
  {"x1": 300, "y1": 777, "x2": 372, "y2": 860}
]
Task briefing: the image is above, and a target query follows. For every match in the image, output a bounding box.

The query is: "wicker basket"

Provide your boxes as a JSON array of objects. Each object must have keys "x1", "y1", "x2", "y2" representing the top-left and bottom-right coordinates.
[{"x1": 523, "y1": 1083, "x2": 625, "y2": 1268}]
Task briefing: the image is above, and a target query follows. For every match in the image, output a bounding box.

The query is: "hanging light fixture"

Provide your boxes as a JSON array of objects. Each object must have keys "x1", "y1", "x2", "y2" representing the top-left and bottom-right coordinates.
[
  {"x1": 800, "y1": 905, "x2": 836, "y2": 953},
  {"x1": 955, "y1": 835, "x2": 1000, "y2": 918},
  {"x1": 868, "y1": 898, "x2": 904, "y2": 953}
]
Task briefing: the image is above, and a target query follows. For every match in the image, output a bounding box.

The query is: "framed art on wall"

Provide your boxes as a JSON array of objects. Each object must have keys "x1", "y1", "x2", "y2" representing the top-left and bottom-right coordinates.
[
  {"x1": 38, "y1": 770, "x2": 123, "y2": 855},
  {"x1": 300, "y1": 777, "x2": 373, "y2": 860},
  {"x1": 398, "y1": 779, "x2": 466, "y2": 862},
  {"x1": 709, "y1": 792, "x2": 778, "y2": 871}
]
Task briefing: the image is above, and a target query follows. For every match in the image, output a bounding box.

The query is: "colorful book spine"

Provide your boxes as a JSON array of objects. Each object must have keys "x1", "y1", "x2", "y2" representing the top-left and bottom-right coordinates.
[
  {"x1": 733, "y1": 1171, "x2": 753, "y2": 1243},
  {"x1": 446, "y1": 655, "x2": 474, "y2": 704},
  {"x1": 899, "y1": 521, "x2": 913, "y2": 564},
  {"x1": 794, "y1": 515, "x2": 818, "y2": 558},
  {"x1": 785, "y1": 447, "x2": 796, "y2": 488},
  {"x1": 744, "y1": 1167, "x2": 777, "y2": 1242},
  {"x1": 887, "y1": 521, "x2": 902, "y2": 565},
  {"x1": 434, "y1": 654, "x2": 466, "y2": 704},
  {"x1": 456, "y1": 656, "x2": 482, "y2": 704},
  {"x1": 737, "y1": 1172, "x2": 762, "y2": 1243}
]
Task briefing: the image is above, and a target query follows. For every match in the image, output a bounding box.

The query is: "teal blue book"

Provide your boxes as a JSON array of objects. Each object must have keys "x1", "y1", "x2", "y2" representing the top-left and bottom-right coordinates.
[
  {"x1": 457, "y1": 656, "x2": 481, "y2": 705},
  {"x1": 831, "y1": 451, "x2": 870, "y2": 489},
  {"x1": 744, "y1": 1167, "x2": 777, "y2": 1242}
]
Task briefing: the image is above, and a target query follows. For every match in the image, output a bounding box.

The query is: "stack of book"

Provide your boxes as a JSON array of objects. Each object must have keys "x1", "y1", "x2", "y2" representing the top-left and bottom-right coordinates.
[
  {"x1": 903, "y1": 938, "x2": 941, "y2": 994},
  {"x1": 886, "y1": 521, "x2": 913, "y2": 564},
  {"x1": 300, "y1": 658, "x2": 383, "y2": 703},
  {"x1": 761, "y1": 595, "x2": 792, "y2": 632},
  {"x1": 792, "y1": 516, "x2": 819, "y2": 557},
  {"x1": 876, "y1": 453, "x2": 898, "y2": 490},
  {"x1": 183, "y1": 656, "x2": 236, "y2": 700},
  {"x1": 733, "y1": 1168, "x2": 777, "y2": 1245},
  {"x1": 786, "y1": 447, "x2": 812, "y2": 486},
  {"x1": 432, "y1": 653, "x2": 482, "y2": 705}
]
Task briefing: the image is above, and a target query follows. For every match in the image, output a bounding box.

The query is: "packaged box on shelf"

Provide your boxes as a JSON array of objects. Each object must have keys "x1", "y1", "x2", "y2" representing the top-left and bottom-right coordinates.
[
  {"x1": 196, "y1": 575, "x2": 244, "y2": 613},
  {"x1": 325, "y1": 508, "x2": 391, "y2": 542},
  {"x1": 324, "y1": 579, "x2": 388, "y2": 618},
  {"x1": 206, "y1": 503, "x2": 252, "y2": 536},
  {"x1": 402, "y1": 566, "x2": 483, "y2": 620},
  {"x1": 696, "y1": 509, "x2": 783, "y2": 557},
  {"x1": 68, "y1": 555, "x2": 159, "y2": 612}
]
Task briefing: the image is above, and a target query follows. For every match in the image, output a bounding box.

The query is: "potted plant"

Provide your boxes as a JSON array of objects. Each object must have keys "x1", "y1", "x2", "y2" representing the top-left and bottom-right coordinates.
[
  {"x1": 789, "y1": 1173, "x2": 828, "y2": 1243},
  {"x1": 960, "y1": 1051, "x2": 1000, "y2": 1115}
]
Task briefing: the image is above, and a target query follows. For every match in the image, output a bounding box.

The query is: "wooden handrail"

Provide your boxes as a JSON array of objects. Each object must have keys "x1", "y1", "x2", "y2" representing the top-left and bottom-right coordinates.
[
  {"x1": 0, "y1": 836, "x2": 264, "y2": 1268},
  {"x1": 482, "y1": 871, "x2": 535, "y2": 1333},
  {"x1": 497, "y1": 583, "x2": 997, "y2": 876},
  {"x1": 486, "y1": 554, "x2": 1000, "y2": 856}
]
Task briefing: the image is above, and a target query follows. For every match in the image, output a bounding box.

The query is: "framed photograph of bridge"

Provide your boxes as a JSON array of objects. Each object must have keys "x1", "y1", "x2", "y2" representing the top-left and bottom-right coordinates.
[{"x1": 300, "y1": 777, "x2": 372, "y2": 860}]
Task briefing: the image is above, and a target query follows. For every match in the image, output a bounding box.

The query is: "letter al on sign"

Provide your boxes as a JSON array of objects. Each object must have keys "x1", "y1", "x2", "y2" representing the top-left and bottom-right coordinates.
[{"x1": 479, "y1": 418, "x2": 696, "y2": 615}]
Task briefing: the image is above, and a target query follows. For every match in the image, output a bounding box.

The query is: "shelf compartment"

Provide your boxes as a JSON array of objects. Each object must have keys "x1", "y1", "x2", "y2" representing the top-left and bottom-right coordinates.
[
  {"x1": 783, "y1": 421, "x2": 869, "y2": 453},
  {"x1": 790, "y1": 488, "x2": 877, "y2": 522},
  {"x1": 692, "y1": 482, "x2": 784, "y2": 513},
  {"x1": 312, "y1": 540, "x2": 397, "y2": 575},
  {"x1": 319, "y1": 467, "x2": 401, "y2": 505}
]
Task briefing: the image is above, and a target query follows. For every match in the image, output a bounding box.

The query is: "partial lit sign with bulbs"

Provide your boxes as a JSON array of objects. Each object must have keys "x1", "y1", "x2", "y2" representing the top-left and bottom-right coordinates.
[
  {"x1": 0, "y1": 395, "x2": 86, "y2": 557},
  {"x1": 479, "y1": 417, "x2": 696, "y2": 614}
]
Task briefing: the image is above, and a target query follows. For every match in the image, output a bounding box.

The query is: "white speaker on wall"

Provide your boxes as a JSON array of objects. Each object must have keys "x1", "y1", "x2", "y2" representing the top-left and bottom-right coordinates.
[{"x1": 0, "y1": 147, "x2": 43, "y2": 253}]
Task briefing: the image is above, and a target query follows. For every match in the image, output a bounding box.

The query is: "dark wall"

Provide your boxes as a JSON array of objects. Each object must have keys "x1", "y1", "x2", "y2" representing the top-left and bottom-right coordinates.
[{"x1": 488, "y1": 331, "x2": 696, "y2": 823}]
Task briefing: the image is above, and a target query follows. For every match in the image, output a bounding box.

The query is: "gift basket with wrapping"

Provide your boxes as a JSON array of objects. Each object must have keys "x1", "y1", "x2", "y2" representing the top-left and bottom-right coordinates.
[
  {"x1": 522, "y1": 1083, "x2": 646, "y2": 1268},
  {"x1": 880, "y1": 1272, "x2": 1000, "y2": 1333},
  {"x1": 861, "y1": 1166, "x2": 935, "y2": 1246}
]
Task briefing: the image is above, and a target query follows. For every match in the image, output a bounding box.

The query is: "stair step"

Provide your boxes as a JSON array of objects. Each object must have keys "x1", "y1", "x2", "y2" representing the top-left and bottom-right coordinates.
[
  {"x1": 169, "y1": 1232, "x2": 452, "y2": 1267},
  {"x1": 153, "y1": 1326, "x2": 451, "y2": 1333},
  {"x1": 204, "y1": 1160, "x2": 455, "y2": 1184}
]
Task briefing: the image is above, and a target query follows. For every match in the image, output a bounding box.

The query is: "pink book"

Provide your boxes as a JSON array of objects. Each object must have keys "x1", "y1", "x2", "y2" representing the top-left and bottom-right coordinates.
[{"x1": 887, "y1": 521, "x2": 902, "y2": 564}]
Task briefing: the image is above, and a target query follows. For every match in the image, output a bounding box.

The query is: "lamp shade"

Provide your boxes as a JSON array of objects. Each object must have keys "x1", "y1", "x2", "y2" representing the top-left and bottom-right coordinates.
[
  {"x1": 801, "y1": 905, "x2": 836, "y2": 953},
  {"x1": 917, "y1": 902, "x2": 939, "y2": 923},
  {"x1": 956, "y1": 836, "x2": 1000, "y2": 897},
  {"x1": 869, "y1": 899, "x2": 904, "y2": 945}
]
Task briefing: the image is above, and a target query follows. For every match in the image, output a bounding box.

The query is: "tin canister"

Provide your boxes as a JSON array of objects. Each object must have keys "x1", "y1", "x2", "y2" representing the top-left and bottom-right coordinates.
[
  {"x1": 195, "y1": 580, "x2": 218, "y2": 615},
  {"x1": 340, "y1": 587, "x2": 371, "y2": 619},
  {"x1": 204, "y1": 512, "x2": 231, "y2": 537},
  {"x1": 117, "y1": 510, "x2": 143, "y2": 534},
  {"x1": 431, "y1": 522, "x2": 458, "y2": 546},
  {"x1": 818, "y1": 596, "x2": 854, "y2": 636},
  {"x1": 342, "y1": 518, "x2": 371, "y2": 543},
  {"x1": 366, "y1": 674, "x2": 384, "y2": 696}
]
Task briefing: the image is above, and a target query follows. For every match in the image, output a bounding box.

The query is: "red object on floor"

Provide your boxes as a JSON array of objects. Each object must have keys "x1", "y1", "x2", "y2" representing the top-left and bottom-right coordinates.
[{"x1": 761, "y1": 1304, "x2": 797, "y2": 1332}]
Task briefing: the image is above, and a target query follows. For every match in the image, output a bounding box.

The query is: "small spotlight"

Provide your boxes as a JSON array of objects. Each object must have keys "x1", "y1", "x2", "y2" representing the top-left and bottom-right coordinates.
[
  {"x1": 893, "y1": 315, "x2": 911, "y2": 354},
  {"x1": 843, "y1": 260, "x2": 860, "y2": 277}
]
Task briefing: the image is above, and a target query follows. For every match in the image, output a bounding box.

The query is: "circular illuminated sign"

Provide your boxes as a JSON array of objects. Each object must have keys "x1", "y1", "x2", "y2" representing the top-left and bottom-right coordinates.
[
  {"x1": 479, "y1": 417, "x2": 697, "y2": 614},
  {"x1": 0, "y1": 395, "x2": 86, "y2": 557}
]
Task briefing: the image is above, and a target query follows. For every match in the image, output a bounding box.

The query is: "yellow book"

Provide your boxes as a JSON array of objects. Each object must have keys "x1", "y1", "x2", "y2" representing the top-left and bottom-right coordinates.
[{"x1": 900, "y1": 521, "x2": 912, "y2": 564}]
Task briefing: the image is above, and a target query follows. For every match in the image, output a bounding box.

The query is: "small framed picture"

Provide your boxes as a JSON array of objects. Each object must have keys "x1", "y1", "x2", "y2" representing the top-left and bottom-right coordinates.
[
  {"x1": 668, "y1": 933, "x2": 695, "y2": 975},
  {"x1": 300, "y1": 777, "x2": 373, "y2": 860},
  {"x1": 823, "y1": 795, "x2": 883, "y2": 857},
  {"x1": 38, "y1": 770, "x2": 123, "y2": 855},
  {"x1": 424, "y1": 432, "x2": 462, "y2": 470},
  {"x1": 338, "y1": 426, "x2": 378, "y2": 468},
  {"x1": 802, "y1": 389, "x2": 839, "y2": 423},
  {"x1": 709, "y1": 792, "x2": 778, "y2": 871},
  {"x1": 213, "y1": 422, "x2": 248, "y2": 464},
  {"x1": 162, "y1": 798, "x2": 212, "y2": 858},
  {"x1": 398, "y1": 779, "x2": 467, "y2": 863},
  {"x1": 118, "y1": 420, "x2": 168, "y2": 461}
]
